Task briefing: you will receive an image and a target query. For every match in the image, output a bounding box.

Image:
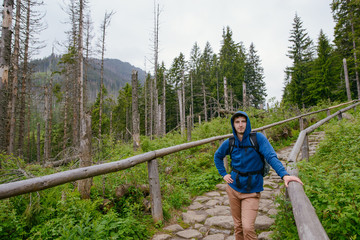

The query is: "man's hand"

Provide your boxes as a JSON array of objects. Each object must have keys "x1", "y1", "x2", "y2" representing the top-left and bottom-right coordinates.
[
  {"x1": 223, "y1": 174, "x2": 233, "y2": 184},
  {"x1": 283, "y1": 175, "x2": 303, "y2": 187}
]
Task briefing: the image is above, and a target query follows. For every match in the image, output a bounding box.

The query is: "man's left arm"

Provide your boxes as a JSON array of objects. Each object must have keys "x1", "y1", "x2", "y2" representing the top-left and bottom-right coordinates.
[{"x1": 257, "y1": 133, "x2": 303, "y2": 186}]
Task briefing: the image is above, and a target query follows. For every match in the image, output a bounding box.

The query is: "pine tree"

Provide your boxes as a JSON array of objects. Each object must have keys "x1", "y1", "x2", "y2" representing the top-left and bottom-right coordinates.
[
  {"x1": 244, "y1": 43, "x2": 267, "y2": 108},
  {"x1": 283, "y1": 13, "x2": 314, "y2": 108},
  {"x1": 305, "y1": 30, "x2": 343, "y2": 105},
  {"x1": 219, "y1": 26, "x2": 246, "y2": 109},
  {"x1": 332, "y1": 0, "x2": 360, "y2": 99}
]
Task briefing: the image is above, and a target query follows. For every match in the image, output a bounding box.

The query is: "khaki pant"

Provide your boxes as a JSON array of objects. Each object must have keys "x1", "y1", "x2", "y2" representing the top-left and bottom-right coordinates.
[{"x1": 226, "y1": 185, "x2": 260, "y2": 240}]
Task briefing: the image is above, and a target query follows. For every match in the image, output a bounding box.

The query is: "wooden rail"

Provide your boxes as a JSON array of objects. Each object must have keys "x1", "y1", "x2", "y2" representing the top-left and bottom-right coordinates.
[
  {"x1": 286, "y1": 101, "x2": 360, "y2": 240},
  {"x1": 0, "y1": 100, "x2": 358, "y2": 226}
]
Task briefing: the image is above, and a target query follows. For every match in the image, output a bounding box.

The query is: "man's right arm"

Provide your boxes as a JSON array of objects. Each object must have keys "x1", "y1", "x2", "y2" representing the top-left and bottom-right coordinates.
[{"x1": 214, "y1": 139, "x2": 230, "y2": 177}]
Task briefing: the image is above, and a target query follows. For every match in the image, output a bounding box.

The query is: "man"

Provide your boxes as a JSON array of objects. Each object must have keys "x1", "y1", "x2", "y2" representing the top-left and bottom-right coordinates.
[{"x1": 214, "y1": 111, "x2": 303, "y2": 240}]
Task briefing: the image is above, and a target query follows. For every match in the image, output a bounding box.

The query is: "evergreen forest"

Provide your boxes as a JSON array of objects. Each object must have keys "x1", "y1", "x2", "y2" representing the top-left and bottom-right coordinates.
[{"x1": 0, "y1": 0, "x2": 359, "y2": 239}]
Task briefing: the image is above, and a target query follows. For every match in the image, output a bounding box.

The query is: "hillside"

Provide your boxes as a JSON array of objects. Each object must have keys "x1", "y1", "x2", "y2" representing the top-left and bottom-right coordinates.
[{"x1": 31, "y1": 55, "x2": 146, "y2": 102}]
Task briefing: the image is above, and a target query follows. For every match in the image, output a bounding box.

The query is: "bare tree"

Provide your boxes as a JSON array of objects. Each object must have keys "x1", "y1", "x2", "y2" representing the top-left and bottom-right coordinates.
[
  {"x1": 8, "y1": 0, "x2": 21, "y2": 154},
  {"x1": 0, "y1": 0, "x2": 14, "y2": 153},
  {"x1": 224, "y1": 76, "x2": 229, "y2": 111},
  {"x1": 98, "y1": 10, "x2": 114, "y2": 143},
  {"x1": 202, "y1": 76, "x2": 208, "y2": 122},
  {"x1": 132, "y1": 70, "x2": 140, "y2": 150},
  {"x1": 77, "y1": 0, "x2": 92, "y2": 199},
  {"x1": 83, "y1": 11, "x2": 94, "y2": 105},
  {"x1": 152, "y1": 1, "x2": 160, "y2": 136},
  {"x1": 162, "y1": 72, "x2": 166, "y2": 135}
]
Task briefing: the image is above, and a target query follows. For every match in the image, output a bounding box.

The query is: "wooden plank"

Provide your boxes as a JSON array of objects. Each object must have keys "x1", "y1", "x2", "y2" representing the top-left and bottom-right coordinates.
[
  {"x1": 287, "y1": 182, "x2": 330, "y2": 240},
  {"x1": 301, "y1": 134, "x2": 309, "y2": 161}
]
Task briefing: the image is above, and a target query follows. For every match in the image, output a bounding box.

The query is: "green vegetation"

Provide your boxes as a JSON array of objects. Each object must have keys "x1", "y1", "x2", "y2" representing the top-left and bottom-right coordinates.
[
  {"x1": 0, "y1": 103, "x2": 357, "y2": 239},
  {"x1": 272, "y1": 109, "x2": 360, "y2": 239}
]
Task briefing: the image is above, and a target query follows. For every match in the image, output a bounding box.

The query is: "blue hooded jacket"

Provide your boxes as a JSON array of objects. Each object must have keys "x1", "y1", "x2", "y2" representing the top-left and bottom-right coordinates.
[{"x1": 214, "y1": 111, "x2": 289, "y2": 193}]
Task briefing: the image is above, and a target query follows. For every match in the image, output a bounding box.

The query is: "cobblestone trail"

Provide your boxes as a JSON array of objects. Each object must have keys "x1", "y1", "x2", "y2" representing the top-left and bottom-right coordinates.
[{"x1": 152, "y1": 131, "x2": 325, "y2": 240}]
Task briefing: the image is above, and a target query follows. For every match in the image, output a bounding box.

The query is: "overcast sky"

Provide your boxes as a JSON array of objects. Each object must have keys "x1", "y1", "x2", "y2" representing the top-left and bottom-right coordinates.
[{"x1": 39, "y1": 0, "x2": 335, "y2": 103}]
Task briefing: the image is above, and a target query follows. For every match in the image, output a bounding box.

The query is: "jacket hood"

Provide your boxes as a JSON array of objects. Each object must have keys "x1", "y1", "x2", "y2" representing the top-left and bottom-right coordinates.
[{"x1": 231, "y1": 110, "x2": 252, "y2": 143}]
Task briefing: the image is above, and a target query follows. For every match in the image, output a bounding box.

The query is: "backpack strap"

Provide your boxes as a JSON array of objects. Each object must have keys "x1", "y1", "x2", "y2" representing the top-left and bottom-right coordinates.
[
  {"x1": 249, "y1": 132, "x2": 259, "y2": 152},
  {"x1": 250, "y1": 131, "x2": 269, "y2": 177},
  {"x1": 228, "y1": 136, "x2": 235, "y2": 156}
]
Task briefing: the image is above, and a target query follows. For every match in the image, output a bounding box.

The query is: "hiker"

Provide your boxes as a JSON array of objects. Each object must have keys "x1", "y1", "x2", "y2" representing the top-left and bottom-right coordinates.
[{"x1": 214, "y1": 111, "x2": 303, "y2": 240}]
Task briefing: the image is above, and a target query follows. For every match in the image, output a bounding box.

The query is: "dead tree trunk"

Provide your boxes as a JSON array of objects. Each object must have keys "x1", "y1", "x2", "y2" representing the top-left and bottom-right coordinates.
[
  {"x1": 162, "y1": 73, "x2": 166, "y2": 135},
  {"x1": 343, "y1": 58, "x2": 352, "y2": 101},
  {"x1": 153, "y1": 2, "x2": 160, "y2": 136},
  {"x1": 44, "y1": 85, "x2": 49, "y2": 162},
  {"x1": 132, "y1": 70, "x2": 140, "y2": 151},
  {"x1": 150, "y1": 77, "x2": 153, "y2": 138},
  {"x1": 98, "y1": 10, "x2": 114, "y2": 143},
  {"x1": 63, "y1": 74, "x2": 69, "y2": 151},
  {"x1": 77, "y1": 0, "x2": 92, "y2": 199},
  {"x1": 17, "y1": 0, "x2": 31, "y2": 157},
  {"x1": 190, "y1": 73, "x2": 194, "y2": 126},
  {"x1": 37, "y1": 123, "x2": 41, "y2": 164},
  {"x1": 8, "y1": 0, "x2": 21, "y2": 154},
  {"x1": 0, "y1": 0, "x2": 14, "y2": 152},
  {"x1": 202, "y1": 76, "x2": 208, "y2": 122},
  {"x1": 177, "y1": 89, "x2": 185, "y2": 136},
  {"x1": 224, "y1": 76, "x2": 228, "y2": 111},
  {"x1": 243, "y1": 82, "x2": 247, "y2": 108},
  {"x1": 145, "y1": 75, "x2": 148, "y2": 136},
  {"x1": 182, "y1": 72, "x2": 186, "y2": 131}
]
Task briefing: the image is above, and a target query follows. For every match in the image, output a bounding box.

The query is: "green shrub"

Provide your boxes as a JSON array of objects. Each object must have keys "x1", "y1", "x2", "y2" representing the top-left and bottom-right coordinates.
[{"x1": 272, "y1": 111, "x2": 360, "y2": 239}]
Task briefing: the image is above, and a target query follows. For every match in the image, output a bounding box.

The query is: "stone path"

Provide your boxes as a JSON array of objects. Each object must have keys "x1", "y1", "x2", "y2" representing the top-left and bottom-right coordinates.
[{"x1": 152, "y1": 131, "x2": 325, "y2": 240}]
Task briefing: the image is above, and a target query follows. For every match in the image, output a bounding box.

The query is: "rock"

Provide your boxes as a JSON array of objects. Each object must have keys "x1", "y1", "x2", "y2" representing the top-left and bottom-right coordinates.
[
  {"x1": 203, "y1": 233, "x2": 226, "y2": 240},
  {"x1": 194, "y1": 223, "x2": 203, "y2": 229},
  {"x1": 209, "y1": 228, "x2": 231, "y2": 235},
  {"x1": 182, "y1": 211, "x2": 208, "y2": 224},
  {"x1": 205, "y1": 206, "x2": 230, "y2": 216},
  {"x1": 188, "y1": 201, "x2": 203, "y2": 210},
  {"x1": 204, "y1": 216, "x2": 234, "y2": 229},
  {"x1": 268, "y1": 208, "x2": 278, "y2": 215},
  {"x1": 255, "y1": 215, "x2": 275, "y2": 230},
  {"x1": 152, "y1": 234, "x2": 171, "y2": 240},
  {"x1": 206, "y1": 191, "x2": 221, "y2": 197},
  {"x1": 194, "y1": 196, "x2": 210, "y2": 202},
  {"x1": 260, "y1": 191, "x2": 273, "y2": 199},
  {"x1": 216, "y1": 184, "x2": 227, "y2": 190},
  {"x1": 258, "y1": 231, "x2": 273, "y2": 240},
  {"x1": 163, "y1": 224, "x2": 184, "y2": 232},
  {"x1": 176, "y1": 229, "x2": 202, "y2": 239},
  {"x1": 259, "y1": 199, "x2": 273, "y2": 211},
  {"x1": 199, "y1": 226, "x2": 208, "y2": 233},
  {"x1": 205, "y1": 199, "x2": 219, "y2": 206}
]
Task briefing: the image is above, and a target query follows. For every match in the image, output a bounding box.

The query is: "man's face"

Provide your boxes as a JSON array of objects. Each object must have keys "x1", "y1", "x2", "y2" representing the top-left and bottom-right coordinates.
[{"x1": 233, "y1": 116, "x2": 247, "y2": 135}]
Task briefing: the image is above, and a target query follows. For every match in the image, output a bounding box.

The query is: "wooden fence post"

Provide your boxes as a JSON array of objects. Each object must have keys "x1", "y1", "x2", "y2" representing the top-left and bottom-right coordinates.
[
  {"x1": 147, "y1": 159, "x2": 163, "y2": 222},
  {"x1": 299, "y1": 117, "x2": 304, "y2": 131},
  {"x1": 261, "y1": 130, "x2": 267, "y2": 138},
  {"x1": 326, "y1": 109, "x2": 330, "y2": 117},
  {"x1": 37, "y1": 123, "x2": 41, "y2": 164},
  {"x1": 301, "y1": 133, "x2": 309, "y2": 161},
  {"x1": 337, "y1": 112, "x2": 343, "y2": 120}
]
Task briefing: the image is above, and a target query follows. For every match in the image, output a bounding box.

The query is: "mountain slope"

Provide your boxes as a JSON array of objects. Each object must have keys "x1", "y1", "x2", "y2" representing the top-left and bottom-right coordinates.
[{"x1": 32, "y1": 55, "x2": 146, "y2": 102}]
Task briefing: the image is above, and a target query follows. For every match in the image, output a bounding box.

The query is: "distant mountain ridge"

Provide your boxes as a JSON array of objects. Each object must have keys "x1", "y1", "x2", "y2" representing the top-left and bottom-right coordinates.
[{"x1": 32, "y1": 55, "x2": 146, "y2": 102}]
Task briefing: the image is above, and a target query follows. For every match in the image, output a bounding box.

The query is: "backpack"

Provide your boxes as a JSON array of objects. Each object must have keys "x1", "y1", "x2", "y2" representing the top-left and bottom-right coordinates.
[{"x1": 228, "y1": 132, "x2": 270, "y2": 177}]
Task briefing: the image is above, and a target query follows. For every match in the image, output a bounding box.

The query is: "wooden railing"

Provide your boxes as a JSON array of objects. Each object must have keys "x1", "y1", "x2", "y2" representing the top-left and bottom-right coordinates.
[
  {"x1": 285, "y1": 101, "x2": 360, "y2": 240},
  {"x1": 0, "y1": 100, "x2": 358, "y2": 235}
]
